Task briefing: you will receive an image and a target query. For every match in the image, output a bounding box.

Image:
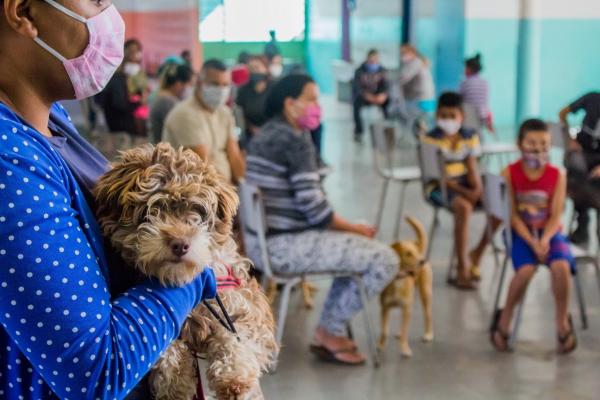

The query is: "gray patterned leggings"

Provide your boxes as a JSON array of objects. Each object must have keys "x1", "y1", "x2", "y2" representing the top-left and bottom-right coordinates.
[{"x1": 262, "y1": 230, "x2": 398, "y2": 336}]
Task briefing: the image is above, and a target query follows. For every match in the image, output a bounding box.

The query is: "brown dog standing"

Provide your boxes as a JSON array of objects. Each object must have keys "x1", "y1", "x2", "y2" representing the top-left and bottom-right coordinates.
[{"x1": 378, "y1": 216, "x2": 434, "y2": 358}]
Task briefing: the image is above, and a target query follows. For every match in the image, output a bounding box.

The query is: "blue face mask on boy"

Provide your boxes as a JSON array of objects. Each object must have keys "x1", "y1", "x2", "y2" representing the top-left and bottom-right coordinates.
[
  {"x1": 522, "y1": 151, "x2": 549, "y2": 169},
  {"x1": 366, "y1": 63, "x2": 380, "y2": 73}
]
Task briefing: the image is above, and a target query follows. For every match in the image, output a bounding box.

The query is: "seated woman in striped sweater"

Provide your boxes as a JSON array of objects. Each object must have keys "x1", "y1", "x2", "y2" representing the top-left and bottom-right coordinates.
[{"x1": 245, "y1": 74, "x2": 398, "y2": 366}]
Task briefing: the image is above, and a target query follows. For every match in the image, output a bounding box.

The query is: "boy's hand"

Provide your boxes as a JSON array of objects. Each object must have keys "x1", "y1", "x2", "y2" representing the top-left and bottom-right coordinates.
[
  {"x1": 531, "y1": 239, "x2": 549, "y2": 263},
  {"x1": 590, "y1": 165, "x2": 600, "y2": 178}
]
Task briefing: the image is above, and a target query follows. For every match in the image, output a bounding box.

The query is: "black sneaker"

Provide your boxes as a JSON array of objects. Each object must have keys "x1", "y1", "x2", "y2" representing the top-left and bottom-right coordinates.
[{"x1": 569, "y1": 225, "x2": 589, "y2": 245}]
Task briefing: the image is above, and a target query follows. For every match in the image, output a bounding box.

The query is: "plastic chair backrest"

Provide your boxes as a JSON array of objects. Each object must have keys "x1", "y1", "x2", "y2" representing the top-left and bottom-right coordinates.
[
  {"x1": 462, "y1": 103, "x2": 482, "y2": 133},
  {"x1": 482, "y1": 173, "x2": 512, "y2": 249},
  {"x1": 417, "y1": 141, "x2": 447, "y2": 204},
  {"x1": 548, "y1": 121, "x2": 569, "y2": 151},
  {"x1": 370, "y1": 121, "x2": 397, "y2": 173},
  {"x1": 418, "y1": 141, "x2": 444, "y2": 181},
  {"x1": 237, "y1": 180, "x2": 274, "y2": 279}
]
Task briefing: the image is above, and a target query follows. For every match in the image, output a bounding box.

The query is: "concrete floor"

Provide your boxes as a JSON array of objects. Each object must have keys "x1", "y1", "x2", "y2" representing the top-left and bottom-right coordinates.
[{"x1": 259, "y1": 99, "x2": 600, "y2": 400}]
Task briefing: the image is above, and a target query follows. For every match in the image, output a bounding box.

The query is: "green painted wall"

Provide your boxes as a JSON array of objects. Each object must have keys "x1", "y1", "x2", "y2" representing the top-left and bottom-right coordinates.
[{"x1": 202, "y1": 41, "x2": 306, "y2": 64}]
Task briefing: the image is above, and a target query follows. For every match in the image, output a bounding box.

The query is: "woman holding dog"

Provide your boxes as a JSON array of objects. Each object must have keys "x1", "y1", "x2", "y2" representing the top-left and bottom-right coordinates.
[
  {"x1": 245, "y1": 74, "x2": 398, "y2": 365},
  {"x1": 0, "y1": 1, "x2": 217, "y2": 398}
]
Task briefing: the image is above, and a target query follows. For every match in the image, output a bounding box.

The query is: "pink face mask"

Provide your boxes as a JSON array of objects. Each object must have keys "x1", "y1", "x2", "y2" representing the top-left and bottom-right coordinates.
[
  {"x1": 296, "y1": 103, "x2": 322, "y2": 131},
  {"x1": 34, "y1": 0, "x2": 125, "y2": 100}
]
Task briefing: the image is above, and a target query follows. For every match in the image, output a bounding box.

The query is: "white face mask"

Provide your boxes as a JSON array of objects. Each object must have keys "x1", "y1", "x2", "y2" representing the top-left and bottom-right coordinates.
[
  {"x1": 200, "y1": 84, "x2": 230, "y2": 109},
  {"x1": 123, "y1": 62, "x2": 141, "y2": 77},
  {"x1": 437, "y1": 119, "x2": 461, "y2": 136},
  {"x1": 269, "y1": 64, "x2": 283, "y2": 78}
]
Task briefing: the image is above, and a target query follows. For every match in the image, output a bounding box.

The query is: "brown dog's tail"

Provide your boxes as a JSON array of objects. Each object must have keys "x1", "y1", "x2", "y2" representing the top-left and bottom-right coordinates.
[{"x1": 405, "y1": 215, "x2": 427, "y2": 256}]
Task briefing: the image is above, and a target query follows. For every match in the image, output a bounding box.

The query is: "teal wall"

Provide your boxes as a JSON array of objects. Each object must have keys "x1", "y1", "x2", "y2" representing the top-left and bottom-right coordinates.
[
  {"x1": 466, "y1": 18, "x2": 600, "y2": 129},
  {"x1": 202, "y1": 41, "x2": 305, "y2": 65}
]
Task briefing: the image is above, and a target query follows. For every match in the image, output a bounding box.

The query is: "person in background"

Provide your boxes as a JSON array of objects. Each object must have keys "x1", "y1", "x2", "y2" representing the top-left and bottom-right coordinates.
[
  {"x1": 559, "y1": 92, "x2": 600, "y2": 244},
  {"x1": 352, "y1": 49, "x2": 389, "y2": 143},
  {"x1": 264, "y1": 30, "x2": 280, "y2": 60},
  {"x1": 122, "y1": 39, "x2": 150, "y2": 138},
  {"x1": 163, "y1": 59, "x2": 245, "y2": 183},
  {"x1": 236, "y1": 55, "x2": 272, "y2": 149},
  {"x1": 149, "y1": 64, "x2": 193, "y2": 144},
  {"x1": 231, "y1": 51, "x2": 251, "y2": 87},
  {"x1": 421, "y1": 92, "x2": 499, "y2": 289},
  {"x1": 0, "y1": 0, "x2": 217, "y2": 398},
  {"x1": 491, "y1": 119, "x2": 576, "y2": 354},
  {"x1": 460, "y1": 53, "x2": 494, "y2": 134},
  {"x1": 181, "y1": 49, "x2": 193, "y2": 68},
  {"x1": 267, "y1": 53, "x2": 284, "y2": 80},
  {"x1": 399, "y1": 44, "x2": 436, "y2": 123},
  {"x1": 245, "y1": 74, "x2": 397, "y2": 365},
  {"x1": 96, "y1": 39, "x2": 142, "y2": 136}
]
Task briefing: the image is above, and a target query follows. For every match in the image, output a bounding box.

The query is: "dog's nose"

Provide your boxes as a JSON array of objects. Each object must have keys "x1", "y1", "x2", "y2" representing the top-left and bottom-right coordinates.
[{"x1": 170, "y1": 239, "x2": 190, "y2": 257}]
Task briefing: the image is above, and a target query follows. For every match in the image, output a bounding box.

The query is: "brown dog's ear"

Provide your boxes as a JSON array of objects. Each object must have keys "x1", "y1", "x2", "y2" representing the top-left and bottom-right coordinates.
[
  {"x1": 215, "y1": 178, "x2": 239, "y2": 230},
  {"x1": 93, "y1": 144, "x2": 156, "y2": 235}
]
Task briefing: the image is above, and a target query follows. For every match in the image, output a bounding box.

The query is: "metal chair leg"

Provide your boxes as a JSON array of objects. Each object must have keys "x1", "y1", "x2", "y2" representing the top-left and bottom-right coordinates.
[
  {"x1": 426, "y1": 208, "x2": 440, "y2": 260},
  {"x1": 374, "y1": 177, "x2": 391, "y2": 232},
  {"x1": 594, "y1": 260, "x2": 600, "y2": 297},
  {"x1": 446, "y1": 246, "x2": 456, "y2": 284},
  {"x1": 275, "y1": 280, "x2": 298, "y2": 346},
  {"x1": 491, "y1": 255, "x2": 510, "y2": 327},
  {"x1": 356, "y1": 277, "x2": 380, "y2": 368},
  {"x1": 509, "y1": 292, "x2": 527, "y2": 351},
  {"x1": 392, "y1": 182, "x2": 408, "y2": 241},
  {"x1": 573, "y1": 264, "x2": 588, "y2": 330}
]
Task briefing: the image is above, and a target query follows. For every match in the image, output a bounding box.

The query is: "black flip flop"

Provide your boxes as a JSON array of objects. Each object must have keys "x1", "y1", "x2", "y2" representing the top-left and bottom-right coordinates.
[
  {"x1": 489, "y1": 309, "x2": 511, "y2": 352},
  {"x1": 448, "y1": 277, "x2": 478, "y2": 291},
  {"x1": 558, "y1": 314, "x2": 578, "y2": 354},
  {"x1": 309, "y1": 344, "x2": 366, "y2": 366}
]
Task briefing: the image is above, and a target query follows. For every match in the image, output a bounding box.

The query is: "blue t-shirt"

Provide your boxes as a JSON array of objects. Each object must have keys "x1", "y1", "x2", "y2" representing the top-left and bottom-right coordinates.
[{"x1": 0, "y1": 103, "x2": 216, "y2": 399}]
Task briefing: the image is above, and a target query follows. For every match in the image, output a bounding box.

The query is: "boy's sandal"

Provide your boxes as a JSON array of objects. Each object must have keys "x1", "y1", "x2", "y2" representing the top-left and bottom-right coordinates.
[
  {"x1": 489, "y1": 309, "x2": 511, "y2": 352},
  {"x1": 558, "y1": 315, "x2": 578, "y2": 354},
  {"x1": 309, "y1": 344, "x2": 366, "y2": 366},
  {"x1": 449, "y1": 277, "x2": 478, "y2": 291}
]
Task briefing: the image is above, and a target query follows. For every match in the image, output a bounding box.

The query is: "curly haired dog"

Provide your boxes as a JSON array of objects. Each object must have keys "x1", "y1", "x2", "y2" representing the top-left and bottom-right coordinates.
[
  {"x1": 93, "y1": 143, "x2": 278, "y2": 399},
  {"x1": 378, "y1": 216, "x2": 434, "y2": 358}
]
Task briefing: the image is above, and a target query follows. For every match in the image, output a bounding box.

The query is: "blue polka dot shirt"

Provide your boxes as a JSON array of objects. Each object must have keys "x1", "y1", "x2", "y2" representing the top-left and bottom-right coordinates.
[{"x1": 0, "y1": 103, "x2": 217, "y2": 399}]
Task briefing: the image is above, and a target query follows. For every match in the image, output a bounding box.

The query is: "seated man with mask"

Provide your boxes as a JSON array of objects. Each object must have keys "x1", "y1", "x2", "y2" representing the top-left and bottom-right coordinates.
[{"x1": 163, "y1": 59, "x2": 246, "y2": 183}]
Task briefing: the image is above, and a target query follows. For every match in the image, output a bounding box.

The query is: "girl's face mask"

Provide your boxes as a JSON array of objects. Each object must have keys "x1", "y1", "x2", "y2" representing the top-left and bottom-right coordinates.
[{"x1": 34, "y1": 0, "x2": 125, "y2": 99}]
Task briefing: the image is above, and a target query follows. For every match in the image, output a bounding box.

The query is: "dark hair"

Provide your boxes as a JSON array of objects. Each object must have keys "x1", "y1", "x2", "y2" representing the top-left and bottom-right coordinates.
[
  {"x1": 367, "y1": 49, "x2": 379, "y2": 58},
  {"x1": 238, "y1": 51, "x2": 251, "y2": 65},
  {"x1": 201, "y1": 59, "x2": 227, "y2": 74},
  {"x1": 161, "y1": 64, "x2": 193, "y2": 88},
  {"x1": 265, "y1": 74, "x2": 315, "y2": 119},
  {"x1": 181, "y1": 50, "x2": 191, "y2": 58},
  {"x1": 124, "y1": 38, "x2": 141, "y2": 51},
  {"x1": 437, "y1": 91, "x2": 463, "y2": 111},
  {"x1": 518, "y1": 118, "x2": 548, "y2": 143},
  {"x1": 465, "y1": 53, "x2": 482, "y2": 73}
]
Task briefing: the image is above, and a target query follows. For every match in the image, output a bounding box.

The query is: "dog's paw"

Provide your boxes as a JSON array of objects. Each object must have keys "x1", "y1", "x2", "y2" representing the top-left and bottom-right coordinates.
[{"x1": 422, "y1": 332, "x2": 434, "y2": 343}]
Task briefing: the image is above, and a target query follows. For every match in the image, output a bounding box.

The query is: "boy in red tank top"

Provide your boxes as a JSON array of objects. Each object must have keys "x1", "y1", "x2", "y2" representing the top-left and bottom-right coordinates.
[{"x1": 491, "y1": 119, "x2": 576, "y2": 354}]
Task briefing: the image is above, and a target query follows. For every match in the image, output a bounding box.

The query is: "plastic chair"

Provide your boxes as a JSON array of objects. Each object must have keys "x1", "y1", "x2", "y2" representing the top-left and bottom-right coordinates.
[
  {"x1": 370, "y1": 121, "x2": 421, "y2": 240},
  {"x1": 484, "y1": 173, "x2": 596, "y2": 350},
  {"x1": 237, "y1": 181, "x2": 381, "y2": 369}
]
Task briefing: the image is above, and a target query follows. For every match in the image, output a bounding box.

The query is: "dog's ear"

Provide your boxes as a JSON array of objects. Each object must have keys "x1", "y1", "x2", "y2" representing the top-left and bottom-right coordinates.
[{"x1": 93, "y1": 144, "x2": 157, "y2": 235}]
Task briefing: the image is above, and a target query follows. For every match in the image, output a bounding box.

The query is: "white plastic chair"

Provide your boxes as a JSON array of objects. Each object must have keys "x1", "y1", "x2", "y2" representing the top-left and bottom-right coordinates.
[
  {"x1": 484, "y1": 173, "x2": 595, "y2": 350},
  {"x1": 370, "y1": 121, "x2": 421, "y2": 240},
  {"x1": 237, "y1": 181, "x2": 381, "y2": 369}
]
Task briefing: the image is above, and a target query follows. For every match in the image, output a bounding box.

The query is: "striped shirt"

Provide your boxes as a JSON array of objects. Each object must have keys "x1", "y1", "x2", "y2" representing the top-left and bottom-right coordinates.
[
  {"x1": 246, "y1": 118, "x2": 334, "y2": 234},
  {"x1": 421, "y1": 127, "x2": 481, "y2": 179},
  {"x1": 460, "y1": 74, "x2": 490, "y2": 119}
]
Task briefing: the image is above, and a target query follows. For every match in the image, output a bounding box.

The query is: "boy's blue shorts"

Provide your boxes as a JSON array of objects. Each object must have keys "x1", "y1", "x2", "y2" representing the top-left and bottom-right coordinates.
[{"x1": 511, "y1": 230, "x2": 575, "y2": 273}]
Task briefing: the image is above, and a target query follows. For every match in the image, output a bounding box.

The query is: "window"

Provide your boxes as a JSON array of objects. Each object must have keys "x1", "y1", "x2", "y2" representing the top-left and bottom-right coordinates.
[{"x1": 200, "y1": 0, "x2": 306, "y2": 42}]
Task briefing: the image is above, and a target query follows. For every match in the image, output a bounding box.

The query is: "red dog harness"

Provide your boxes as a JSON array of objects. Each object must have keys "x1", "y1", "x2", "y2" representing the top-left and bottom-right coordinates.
[{"x1": 216, "y1": 265, "x2": 241, "y2": 290}]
